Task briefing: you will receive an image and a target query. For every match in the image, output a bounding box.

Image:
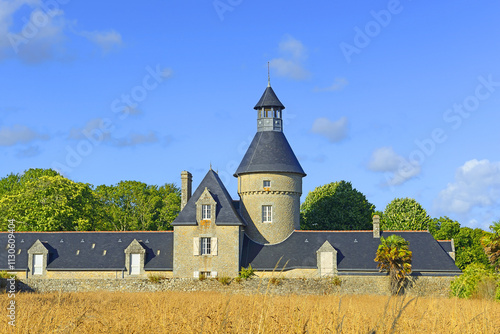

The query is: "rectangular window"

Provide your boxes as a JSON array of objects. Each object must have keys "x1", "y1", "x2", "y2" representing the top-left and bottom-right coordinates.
[
  {"x1": 262, "y1": 205, "x2": 272, "y2": 223},
  {"x1": 130, "y1": 253, "x2": 141, "y2": 275},
  {"x1": 201, "y1": 237, "x2": 211, "y2": 255},
  {"x1": 202, "y1": 204, "x2": 211, "y2": 220},
  {"x1": 33, "y1": 254, "x2": 43, "y2": 275},
  {"x1": 200, "y1": 271, "x2": 211, "y2": 279},
  {"x1": 263, "y1": 180, "x2": 271, "y2": 188}
]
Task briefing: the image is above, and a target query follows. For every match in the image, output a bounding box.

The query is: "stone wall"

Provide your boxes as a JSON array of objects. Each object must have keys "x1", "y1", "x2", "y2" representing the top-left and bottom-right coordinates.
[
  {"x1": 238, "y1": 172, "x2": 303, "y2": 244},
  {"x1": 6, "y1": 275, "x2": 457, "y2": 297},
  {"x1": 173, "y1": 225, "x2": 241, "y2": 278}
]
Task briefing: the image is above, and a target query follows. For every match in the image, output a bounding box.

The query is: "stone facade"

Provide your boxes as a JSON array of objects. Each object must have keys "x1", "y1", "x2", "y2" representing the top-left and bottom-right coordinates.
[
  {"x1": 238, "y1": 172, "x2": 302, "y2": 244},
  {"x1": 173, "y1": 224, "x2": 242, "y2": 278}
]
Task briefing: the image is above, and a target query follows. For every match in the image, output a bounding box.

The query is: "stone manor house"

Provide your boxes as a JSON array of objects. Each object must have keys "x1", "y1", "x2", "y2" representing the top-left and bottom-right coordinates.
[{"x1": 0, "y1": 82, "x2": 460, "y2": 279}]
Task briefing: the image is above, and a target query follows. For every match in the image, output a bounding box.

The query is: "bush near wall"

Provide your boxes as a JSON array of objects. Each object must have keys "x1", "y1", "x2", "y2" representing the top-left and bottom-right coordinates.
[{"x1": 450, "y1": 263, "x2": 499, "y2": 300}]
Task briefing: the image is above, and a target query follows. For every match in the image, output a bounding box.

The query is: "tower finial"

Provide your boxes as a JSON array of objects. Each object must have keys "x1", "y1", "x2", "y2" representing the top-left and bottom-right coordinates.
[{"x1": 267, "y1": 61, "x2": 270, "y2": 87}]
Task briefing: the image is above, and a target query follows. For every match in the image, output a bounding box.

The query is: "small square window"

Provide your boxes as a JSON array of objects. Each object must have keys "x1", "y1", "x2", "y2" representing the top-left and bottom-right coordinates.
[
  {"x1": 263, "y1": 180, "x2": 271, "y2": 188},
  {"x1": 202, "y1": 204, "x2": 211, "y2": 220},
  {"x1": 262, "y1": 205, "x2": 272, "y2": 223},
  {"x1": 201, "y1": 237, "x2": 211, "y2": 255}
]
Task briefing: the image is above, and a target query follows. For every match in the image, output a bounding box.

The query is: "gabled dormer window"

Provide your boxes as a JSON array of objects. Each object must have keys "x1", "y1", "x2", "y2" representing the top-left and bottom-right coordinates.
[
  {"x1": 202, "y1": 204, "x2": 211, "y2": 220},
  {"x1": 196, "y1": 187, "x2": 217, "y2": 224}
]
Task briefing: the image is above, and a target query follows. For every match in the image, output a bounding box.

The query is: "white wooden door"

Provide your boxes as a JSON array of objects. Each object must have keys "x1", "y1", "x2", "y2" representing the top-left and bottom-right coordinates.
[
  {"x1": 320, "y1": 252, "x2": 334, "y2": 276},
  {"x1": 33, "y1": 254, "x2": 43, "y2": 275},
  {"x1": 130, "y1": 254, "x2": 141, "y2": 275}
]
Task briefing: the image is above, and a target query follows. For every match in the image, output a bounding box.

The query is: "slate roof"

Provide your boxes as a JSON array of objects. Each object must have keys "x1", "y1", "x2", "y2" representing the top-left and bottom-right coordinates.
[
  {"x1": 0, "y1": 231, "x2": 173, "y2": 271},
  {"x1": 437, "y1": 240, "x2": 453, "y2": 253},
  {"x1": 172, "y1": 169, "x2": 246, "y2": 226},
  {"x1": 234, "y1": 131, "x2": 306, "y2": 176},
  {"x1": 241, "y1": 231, "x2": 461, "y2": 275},
  {"x1": 254, "y1": 86, "x2": 285, "y2": 110}
]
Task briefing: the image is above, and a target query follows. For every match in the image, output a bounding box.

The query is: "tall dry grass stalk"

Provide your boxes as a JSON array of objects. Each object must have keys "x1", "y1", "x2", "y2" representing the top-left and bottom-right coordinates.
[{"x1": 1, "y1": 291, "x2": 500, "y2": 333}]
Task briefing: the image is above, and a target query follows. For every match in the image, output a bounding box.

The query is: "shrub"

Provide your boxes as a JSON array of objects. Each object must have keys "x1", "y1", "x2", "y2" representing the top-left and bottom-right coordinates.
[
  {"x1": 0, "y1": 271, "x2": 17, "y2": 279},
  {"x1": 217, "y1": 276, "x2": 232, "y2": 286},
  {"x1": 331, "y1": 276, "x2": 342, "y2": 287},
  {"x1": 269, "y1": 277, "x2": 281, "y2": 285},
  {"x1": 147, "y1": 273, "x2": 166, "y2": 283},
  {"x1": 199, "y1": 272, "x2": 207, "y2": 281},
  {"x1": 238, "y1": 265, "x2": 256, "y2": 280},
  {"x1": 450, "y1": 263, "x2": 498, "y2": 299}
]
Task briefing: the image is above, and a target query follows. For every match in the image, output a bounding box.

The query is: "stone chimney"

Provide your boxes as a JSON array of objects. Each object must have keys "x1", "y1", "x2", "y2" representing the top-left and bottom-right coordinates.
[
  {"x1": 180, "y1": 171, "x2": 192, "y2": 210},
  {"x1": 372, "y1": 215, "x2": 380, "y2": 238}
]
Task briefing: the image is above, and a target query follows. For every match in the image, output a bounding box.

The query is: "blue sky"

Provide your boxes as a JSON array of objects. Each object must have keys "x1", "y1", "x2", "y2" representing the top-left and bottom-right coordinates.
[{"x1": 1, "y1": 0, "x2": 500, "y2": 230}]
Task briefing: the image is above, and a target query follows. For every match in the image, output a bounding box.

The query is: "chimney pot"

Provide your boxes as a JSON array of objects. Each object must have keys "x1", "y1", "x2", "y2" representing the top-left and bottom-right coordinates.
[
  {"x1": 181, "y1": 171, "x2": 192, "y2": 210},
  {"x1": 372, "y1": 215, "x2": 380, "y2": 238}
]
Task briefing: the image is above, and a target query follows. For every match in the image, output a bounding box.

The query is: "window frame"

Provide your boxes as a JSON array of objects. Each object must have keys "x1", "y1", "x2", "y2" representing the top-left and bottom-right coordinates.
[
  {"x1": 263, "y1": 180, "x2": 271, "y2": 188},
  {"x1": 201, "y1": 204, "x2": 211, "y2": 220},
  {"x1": 200, "y1": 237, "x2": 211, "y2": 255},
  {"x1": 262, "y1": 205, "x2": 272, "y2": 223}
]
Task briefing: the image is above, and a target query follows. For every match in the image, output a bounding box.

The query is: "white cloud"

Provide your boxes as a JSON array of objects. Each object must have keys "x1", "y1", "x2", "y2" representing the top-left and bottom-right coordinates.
[
  {"x1": 15, "y1": 145, "x2": 41, "y2": 158},
  {"x1": 270, "y1": 35, "x2": 310, "y2": 81},
  {"x1": 435, "y1": 159, "x2": 500, "y2": 214},
  {"x1": 314, "y1": 78, "x2": 348, "y2": 92},
  {"x1": 311, "y1": 117, "x2": 348, "y2": 143},
  {"x1": 68, "y1": 118, "x2": 112, "y2": 140},
  {"x1": 115, "y1": 132, "x2": 158, "y2": 147},
  {"x1": 0, "y1": 1, "x2": 123, "y2": 63},
  {"x1": 81, "y1": 30, "x2": 122, "y2": 53},
  {"x1": 368, "y1": 147, "x2": 421, "y2": 186},
  {"x1": 0, "y1": 125, "x2": 48, "y2": 146}
]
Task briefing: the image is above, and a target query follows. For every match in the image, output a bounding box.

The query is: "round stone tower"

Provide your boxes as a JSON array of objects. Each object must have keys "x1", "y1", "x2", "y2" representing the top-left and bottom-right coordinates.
[{"x1": 234, "y1": 81, "x2": 306, "y2": 244}]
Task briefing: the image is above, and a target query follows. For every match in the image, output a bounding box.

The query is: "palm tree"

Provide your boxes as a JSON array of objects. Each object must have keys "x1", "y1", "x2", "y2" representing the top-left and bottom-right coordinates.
[
  {"x1": 481, "y1": 221, "x2": 500, "y2": 271},
  {"x1": 375, "y1": 234, "x2": 412, "y2": 295}
]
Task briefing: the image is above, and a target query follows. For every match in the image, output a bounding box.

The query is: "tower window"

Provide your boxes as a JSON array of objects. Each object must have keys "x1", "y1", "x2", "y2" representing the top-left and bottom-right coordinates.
[
  {"x1": 201, "y1": 237, "x2": 211, "y2": 255},
  {"x1": 263, "y1": 180, "x2": 271, "y2": 188},
  {"x1": 202, "y1": 204, "x2": 211, "y2": 220},
  {"x1": 262, "y1": 205, "x2": 272, "y2": 223}
]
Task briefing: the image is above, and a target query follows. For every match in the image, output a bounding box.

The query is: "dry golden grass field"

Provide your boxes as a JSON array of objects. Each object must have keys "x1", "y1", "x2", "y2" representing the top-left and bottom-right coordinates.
[{"x1": 1, "y1": 291, "x2": 500, "y2": 333}]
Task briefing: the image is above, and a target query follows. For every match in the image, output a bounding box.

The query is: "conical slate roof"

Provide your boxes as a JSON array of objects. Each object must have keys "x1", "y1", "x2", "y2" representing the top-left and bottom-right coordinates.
[
  {"x1": 234, "y1": 131, "x2": 306, "y2": 176},
  {"x1": 254, "y1": 86, "x2": 285, "y2": 110},
  {"x1": 172, "y1": 169, "x2": 246, "y2": 226}
]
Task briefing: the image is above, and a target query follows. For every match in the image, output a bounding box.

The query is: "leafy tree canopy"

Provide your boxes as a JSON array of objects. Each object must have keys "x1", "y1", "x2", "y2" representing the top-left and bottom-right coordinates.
[
  {"x1": 481, "y1": 220, "x2": 500, "y2": 271},
  {"x1": 381, "y1": 197, "x2": 430, "y2": 231},
  {"x1": 300, "y1": 181, "x2": 374, "y2": 230},
  {"x1": 0, "y1": 169, "x2": 181, "y2": 231},
  {"x1": 428, "y1": 216, "x2": 461, "y2": 240},
  {"x1": 0, "y1": 174, "x2": 98, "y2": 231}
]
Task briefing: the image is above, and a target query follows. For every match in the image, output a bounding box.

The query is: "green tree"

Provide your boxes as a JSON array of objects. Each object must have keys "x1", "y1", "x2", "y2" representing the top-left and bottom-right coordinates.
[
  {"x1": 0, "y1": 174, "x2": 99, "y2": 231},
  {"x1": 94, "y1": 181, "x2": 180, "y2": 231},
  {"x1": 300, "y1": 181, "x2": 375, "y2": 230},
  {"x1": 374, "y1": 234, "x2": 413, "y2": 295},
  {"x1": 428, "y1": 216, "x2": 461, "y2": 240},
  {"x1": 454, "y1": 227, "x2": 490, "y2": 270},
  {"x1": 381, "y1": 197, "x2": 430, "y2": 231},
  {"x1": 481, "y1": 220, "x2": 500, "y2": 271}
]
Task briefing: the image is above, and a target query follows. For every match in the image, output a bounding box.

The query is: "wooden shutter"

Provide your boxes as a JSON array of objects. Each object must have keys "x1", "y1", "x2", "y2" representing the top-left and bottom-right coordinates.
[
  {"x1": 211, "y1": 271, "x2": 218, "y2": 278},
  {"x1": 211, "y1": 237, "x2": 218, "y2": 256},
  {"x1": 193, "y1": 237, "x2": 200, "y2": 256},
  {"x1": 193, "y1": 271, "x2": 199, "y2": 278}
]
